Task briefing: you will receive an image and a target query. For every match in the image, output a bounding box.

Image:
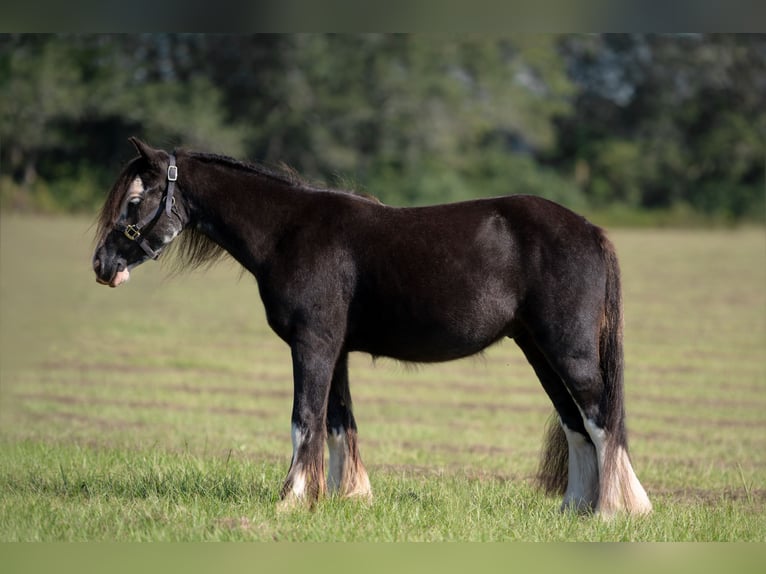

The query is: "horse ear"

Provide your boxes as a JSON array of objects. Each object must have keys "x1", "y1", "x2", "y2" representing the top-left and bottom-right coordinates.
[{"x1": 128, "y1": 137, "x2": 164, "y2": 167}]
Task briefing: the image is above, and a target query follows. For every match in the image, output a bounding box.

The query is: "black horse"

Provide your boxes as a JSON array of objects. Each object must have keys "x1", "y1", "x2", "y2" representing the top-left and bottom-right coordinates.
[{"x1": 93, "y1": 138, "x2": 652, "y2": 515}]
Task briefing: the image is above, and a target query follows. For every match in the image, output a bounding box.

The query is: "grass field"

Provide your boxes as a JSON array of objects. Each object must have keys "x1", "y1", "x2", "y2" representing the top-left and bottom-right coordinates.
[{"x1": 0, "y1": 215, "x2": 764, "y2": 541}]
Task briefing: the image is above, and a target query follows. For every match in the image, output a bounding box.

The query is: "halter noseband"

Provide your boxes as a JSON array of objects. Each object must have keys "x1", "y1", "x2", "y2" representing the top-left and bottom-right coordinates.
[{"x1": 118, "y1": 154, "x2": 178, "y2": 260}]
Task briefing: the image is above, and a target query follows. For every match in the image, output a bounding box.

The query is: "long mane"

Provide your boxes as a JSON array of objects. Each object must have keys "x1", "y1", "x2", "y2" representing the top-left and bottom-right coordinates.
[{"x1": 189, "y1": 151, "x2": 323, "y2": 192}]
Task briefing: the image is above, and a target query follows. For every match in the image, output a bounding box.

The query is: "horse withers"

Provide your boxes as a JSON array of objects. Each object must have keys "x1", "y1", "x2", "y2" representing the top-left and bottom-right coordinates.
[{"x1": 93, "y1": 138, "x2": 652, "y2": 516}]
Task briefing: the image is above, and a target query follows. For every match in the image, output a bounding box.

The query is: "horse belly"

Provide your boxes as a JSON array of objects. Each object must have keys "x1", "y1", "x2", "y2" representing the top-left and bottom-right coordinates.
[
  {"x1": 348, "y1": 289, "x2": 517, "y2": 362},
  {"x1": 348, "y1": 205, "x2": 522, "y2": 361}
]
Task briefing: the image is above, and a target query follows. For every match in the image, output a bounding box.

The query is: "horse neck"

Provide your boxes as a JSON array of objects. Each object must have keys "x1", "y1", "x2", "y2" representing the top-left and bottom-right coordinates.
[{"x1": 181, "y1": 154, "x2": 305, "y2": 272}]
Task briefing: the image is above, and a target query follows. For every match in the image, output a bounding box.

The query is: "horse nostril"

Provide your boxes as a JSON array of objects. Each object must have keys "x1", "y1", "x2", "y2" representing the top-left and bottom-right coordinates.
[{"x1": 93, "y1": 258, "x2": 101, "y2": 271}]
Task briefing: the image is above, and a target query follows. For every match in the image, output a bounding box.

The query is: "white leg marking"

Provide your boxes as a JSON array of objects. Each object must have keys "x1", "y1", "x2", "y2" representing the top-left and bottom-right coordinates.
[
  {"x1": 583, "y1": 418, "x2": 607, "y2": 469},
  {"x1": 276, "y1": 424, "x2": 313, "y2": 512},
  {"x1": 287, "y1": 423, "x2": 307, "y2": 499},
  {"x1": 290, "y1": 423, "x2": 305, "y2": 463},
  {"x1": 326, "y1": 426, "x2": 372, "y2": 500},
  {"x1": 583, "y1": 418, "x2": 652, "y2": 516},
  {"x1": 561, "y1": 422, "x2": 599, "y2": 513},
  {"x1": 618, "y1": 449, "x2": 652, "y2": 514},
  {"x1": 327, "y1": 427, "x2": 347, "y2": 493}
]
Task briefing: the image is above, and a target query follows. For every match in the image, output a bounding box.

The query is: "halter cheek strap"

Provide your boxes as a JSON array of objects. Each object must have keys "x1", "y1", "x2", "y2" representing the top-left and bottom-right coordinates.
[
  {"x1": 165, "y1": 161, "x2": 178, "y2": 216},
  {"x1": 118, "y1": 154, "x2": 178, "y2": 260}
]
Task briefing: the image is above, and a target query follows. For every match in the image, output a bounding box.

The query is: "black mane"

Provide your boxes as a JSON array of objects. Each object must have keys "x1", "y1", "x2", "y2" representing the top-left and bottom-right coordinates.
[{"x1": 189, "y1": 151, "x2": 327, "y2": 192}]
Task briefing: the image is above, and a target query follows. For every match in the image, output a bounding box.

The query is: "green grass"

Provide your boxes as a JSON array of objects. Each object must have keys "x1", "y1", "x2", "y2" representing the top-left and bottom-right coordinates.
[
  {"x1": 1, "y1": 215, "x2": 764, "y2": 541},
  {"x1": 2, "y1": 442, "x2": 761, "y2": 542}
]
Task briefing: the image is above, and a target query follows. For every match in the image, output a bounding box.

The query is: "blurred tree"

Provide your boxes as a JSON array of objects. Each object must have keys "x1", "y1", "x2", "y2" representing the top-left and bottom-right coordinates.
[
  {"x1": 1, "y1": 34, "x2": 247, "y2": 211},
  {"x1": 1, "y1": 33, "x2": 763, "y2": 220},
  {"x1": 1, "y1": 36, "x2": 86, "y2": 188},
  {"x1": 262, "y1": 34, "x2": 576, "y2": 205},
  {"x1": 555, "y1": 34, "x2": 765, "y2": 219}
]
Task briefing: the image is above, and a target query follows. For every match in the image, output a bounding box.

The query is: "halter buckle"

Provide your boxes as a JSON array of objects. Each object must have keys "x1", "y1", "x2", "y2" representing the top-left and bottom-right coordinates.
[
  {"x1": 167, "y1": 165, "x2": 178, "y2": 182},
  {"x1": 124, "y1": 225, "x2": 141, "y2": 241}
]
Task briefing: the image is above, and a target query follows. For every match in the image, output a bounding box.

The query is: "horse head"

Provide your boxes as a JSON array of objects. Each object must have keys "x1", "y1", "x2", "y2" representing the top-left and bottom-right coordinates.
[{"x1": 92, "y1": 138, "x2": 187, "y2": 287}]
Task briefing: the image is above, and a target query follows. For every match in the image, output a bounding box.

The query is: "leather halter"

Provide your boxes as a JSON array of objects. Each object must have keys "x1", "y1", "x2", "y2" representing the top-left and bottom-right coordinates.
[{"x1": 117, "y1": 154, "x2": 178, "y2": 260}]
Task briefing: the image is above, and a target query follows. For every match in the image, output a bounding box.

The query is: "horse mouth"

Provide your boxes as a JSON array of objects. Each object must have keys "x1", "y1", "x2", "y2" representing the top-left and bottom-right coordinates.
[
  {"x1": 109, "y1": 268, "x2": 131, "y2": 287},
  {"x1": 95, "y1": 267, "x2": 131, "y2": 288}
]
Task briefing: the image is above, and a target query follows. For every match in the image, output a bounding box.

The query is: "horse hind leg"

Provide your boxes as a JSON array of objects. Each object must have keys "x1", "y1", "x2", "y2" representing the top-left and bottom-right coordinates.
[
  {"x1": 560, "y1": 421, "x2": 600, "y2": 513},
  {"x1": 544, "y1": 350, "x2": 652, "y2": 517},
  {"x1": 516, "y1": 334, "x2": 599, "y2": 514},
  {"x1": 521, "y1": 229, "x2": 651, "y2": 516},
  {"x1": 327, "y1": 427, "x2": 372, "y2": 500},
  {"x1": 581, "y1": 417, "x2": 652, "y2": 517},
  {"x1": 326, "y1": 353, "x2": 372, "y2": 500}
]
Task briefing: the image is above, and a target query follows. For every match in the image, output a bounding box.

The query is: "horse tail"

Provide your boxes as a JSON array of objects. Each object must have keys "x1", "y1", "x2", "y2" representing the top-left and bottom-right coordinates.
[
  {"x1": 598, "y1": 230, "x2": 628, "y2": 458},
  {"x1": 597, "y1": 230, "x2": 655, "y2": 514}
]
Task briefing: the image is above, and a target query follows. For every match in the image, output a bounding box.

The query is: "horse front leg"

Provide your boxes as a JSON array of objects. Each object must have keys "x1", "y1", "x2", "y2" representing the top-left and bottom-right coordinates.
[
  {"x1": 326, "y1": 353, "x2": 372, "y2": 500},
  {"x1": 277, "y1": 334, "x2": 337, "y2": 511}
]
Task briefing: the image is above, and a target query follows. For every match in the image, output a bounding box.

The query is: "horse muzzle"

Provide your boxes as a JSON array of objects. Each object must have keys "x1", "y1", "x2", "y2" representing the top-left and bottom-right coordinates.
[{"x1": 93, "y1": 255, "x2": 130, "y2": 288}]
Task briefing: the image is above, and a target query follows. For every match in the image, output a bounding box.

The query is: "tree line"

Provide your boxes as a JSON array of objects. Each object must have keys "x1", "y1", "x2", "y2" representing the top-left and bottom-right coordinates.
[{"x1": 1, "y1": 34, "x2": 764, "y2": 222}]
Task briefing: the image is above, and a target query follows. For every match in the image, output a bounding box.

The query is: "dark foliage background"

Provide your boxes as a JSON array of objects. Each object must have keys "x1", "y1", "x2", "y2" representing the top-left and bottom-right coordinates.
[{"x1": 2, "y1": 34, "x2": 764, "y2": 223}]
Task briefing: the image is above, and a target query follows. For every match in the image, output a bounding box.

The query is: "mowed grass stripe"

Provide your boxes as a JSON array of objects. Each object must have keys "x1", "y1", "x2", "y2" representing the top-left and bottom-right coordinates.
[
  {"x1": 6, "y1": 402, "x2": 545, "y2": 477},
  {"x1": 16, "y1": 368, "x2": 765, "y2": 438},
  {"x1": 9, "y1": 358, "x2": 552, "y2": 417},
  {"x1": 9, "y1": 386, "x2": 551, "y2": 451},
  {"x1": 18, "y1": 369, "x2": 765, "y2": 424}
]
